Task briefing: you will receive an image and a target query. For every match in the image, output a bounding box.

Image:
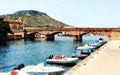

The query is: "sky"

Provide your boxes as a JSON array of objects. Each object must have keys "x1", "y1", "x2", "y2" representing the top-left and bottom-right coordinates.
[{"x1": 0, "y1": 0, "x2": 120, "y2": 28}]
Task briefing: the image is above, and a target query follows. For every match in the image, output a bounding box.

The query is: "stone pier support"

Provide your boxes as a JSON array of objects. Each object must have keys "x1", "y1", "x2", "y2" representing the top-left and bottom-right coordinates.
[
  {"x1": 45, "y1": 34, "x2": 55, "y2": 41},
  {"x1": 73, "y1": 35, "x2": 82, "y2": 41},
  {"x1": 24, "y1": 29, "x2": 27, "y2": 39}
]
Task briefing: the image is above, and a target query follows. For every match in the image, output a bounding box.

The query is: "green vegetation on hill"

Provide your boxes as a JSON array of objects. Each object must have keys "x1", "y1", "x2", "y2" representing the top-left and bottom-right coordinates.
[{"x1": 0, "y1": 10, "x2": 69, "y2": 28}]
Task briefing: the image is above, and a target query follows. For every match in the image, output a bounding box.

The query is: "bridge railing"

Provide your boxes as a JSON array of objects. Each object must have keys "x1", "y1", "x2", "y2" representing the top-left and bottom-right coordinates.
[{"x1": 25, "y1": 28, "x2": 115, "y2": 32}]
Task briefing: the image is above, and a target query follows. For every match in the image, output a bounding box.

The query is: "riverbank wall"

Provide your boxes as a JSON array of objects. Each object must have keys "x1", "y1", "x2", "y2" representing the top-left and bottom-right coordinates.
[{"x1": 64, "y1": 40, "x2": 120, "y2": 75}]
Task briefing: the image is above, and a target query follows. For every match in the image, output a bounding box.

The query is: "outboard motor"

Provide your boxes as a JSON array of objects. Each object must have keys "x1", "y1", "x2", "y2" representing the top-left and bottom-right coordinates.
[
  {"x1": 47, "y1": 54, "x2": 54, "y2": 59},
  {"x1": 13, "y1": 64, "x2": 25, "y2": 70}
]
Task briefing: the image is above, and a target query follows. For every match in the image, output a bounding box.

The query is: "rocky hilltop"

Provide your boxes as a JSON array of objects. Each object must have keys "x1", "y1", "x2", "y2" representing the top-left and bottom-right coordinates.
[{"x1": 0, "y1": 10, "x2": 69, "y2": 28}]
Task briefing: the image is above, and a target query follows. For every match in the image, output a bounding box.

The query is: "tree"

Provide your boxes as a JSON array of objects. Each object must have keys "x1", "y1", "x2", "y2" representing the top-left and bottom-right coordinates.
[{"x1": 0, "y1": 18, "x2": 13, "y2": 45}]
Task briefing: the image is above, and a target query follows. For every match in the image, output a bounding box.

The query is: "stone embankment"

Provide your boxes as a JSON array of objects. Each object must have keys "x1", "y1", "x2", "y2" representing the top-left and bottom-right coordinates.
[{"x1": 64, "y1": 40, "x2": 120, "y2": 75}]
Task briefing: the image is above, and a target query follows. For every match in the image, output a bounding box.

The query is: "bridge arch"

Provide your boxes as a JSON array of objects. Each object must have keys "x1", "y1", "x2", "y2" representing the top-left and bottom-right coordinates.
[
  {"x1": 73, "y1": 32, "x2": 90, "y2": 41},
  {"x1": 45, "y1": 32, "x2": 62, "y2": 40},
  {"x1": 24, "y1": 32, "x2": 38, "y2": 40},
  {"x1": 25, "y1": 31, "x2": 62, "y2": 41}
]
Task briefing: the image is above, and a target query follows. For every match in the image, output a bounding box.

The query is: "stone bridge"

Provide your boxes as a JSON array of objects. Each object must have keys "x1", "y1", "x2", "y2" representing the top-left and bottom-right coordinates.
[{"x1": 24, "y1": 28, "x2": 120, "y2": 41}]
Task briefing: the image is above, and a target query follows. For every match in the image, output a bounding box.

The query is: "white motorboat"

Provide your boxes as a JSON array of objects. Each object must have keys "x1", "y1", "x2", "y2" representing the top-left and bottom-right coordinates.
[
  {"x1": 0, "y1": 63, "x2": 64, "y2": 75},
  {"x1": 46, "y1": 57, "x2": 78, "y2": 64},
  {"x1": 76, "y1": 45, "x2": 87, "y2": 50},
  {"x1": 88, "y1": 42, "x2": 101, "y2": 47},
  {"x1": 21, "y1": 63, "x2": 64, "y2": 73},
  {"x1": 76, "y1": 44, "x2": 95, "y2": 50}
]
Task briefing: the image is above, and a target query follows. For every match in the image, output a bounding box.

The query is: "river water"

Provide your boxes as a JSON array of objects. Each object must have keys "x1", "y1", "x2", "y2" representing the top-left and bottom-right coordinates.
[{"x1": 0, "y1": 35, "x2": 108, "y2": 73}]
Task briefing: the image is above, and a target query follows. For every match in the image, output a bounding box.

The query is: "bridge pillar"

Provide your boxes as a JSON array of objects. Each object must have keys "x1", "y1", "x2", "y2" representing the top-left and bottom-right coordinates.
[
  {"x1": 24, "y1": 29, "x2": 27, "y2": 39},
  {"x1": 73, "y1": 35, "x2": 82, "y2": 41},
  {"x1": 45, "y1": 34, "x2": 55, "y2": 41},
  {"x1": 110, "y1": 31, "x2": 120, "y2": 40}
]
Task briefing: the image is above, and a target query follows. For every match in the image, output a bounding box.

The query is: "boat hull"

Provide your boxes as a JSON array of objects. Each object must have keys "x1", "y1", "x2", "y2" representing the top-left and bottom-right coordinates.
[
  {"x1": 21, "y1": 66, "x2": 64, "y2": 73},
  {"x1": 71, "y1": 55, "x2": 88, "y2": 59},
  {"x1": 46, "y1": 58, "x2": 78, "y2": 64}
]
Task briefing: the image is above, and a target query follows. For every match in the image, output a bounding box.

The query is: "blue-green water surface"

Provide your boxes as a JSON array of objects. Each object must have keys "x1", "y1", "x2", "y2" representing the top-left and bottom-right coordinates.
[{"x1": 0, "y1": 35, "x2": 108, "y2": 73}]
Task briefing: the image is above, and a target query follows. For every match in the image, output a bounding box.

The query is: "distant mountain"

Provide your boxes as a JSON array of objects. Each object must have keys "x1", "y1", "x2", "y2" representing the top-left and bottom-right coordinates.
[{"x1": 0, "y1": 10, "x2": 69, "y2": 28}]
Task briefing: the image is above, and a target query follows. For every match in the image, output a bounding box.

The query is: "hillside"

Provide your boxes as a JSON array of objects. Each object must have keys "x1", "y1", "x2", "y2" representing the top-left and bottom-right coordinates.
[{"x1": 0, "y1": 10, "x2": 69, "y2": 28}]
